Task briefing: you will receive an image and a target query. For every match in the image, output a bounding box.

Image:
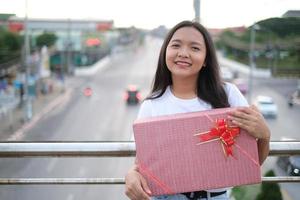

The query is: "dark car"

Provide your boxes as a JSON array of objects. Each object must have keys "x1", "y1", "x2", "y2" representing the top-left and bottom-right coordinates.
[
  {"x1": 288, "y1": 89, "x2": 300, "y2": 107},
  {"x1": 123, "y1": 85, "x2": 142, "y2": 105},
  {"x1": 277, "y1": 156, "x2": 300, "y2": 176}
]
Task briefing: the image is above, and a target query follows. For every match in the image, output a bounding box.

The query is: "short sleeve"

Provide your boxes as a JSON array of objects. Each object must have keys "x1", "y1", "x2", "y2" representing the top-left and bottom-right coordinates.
[
  {"x1": 131, "y1": 100, "x2": 152, "y2": 141},
  {"x1": 137, "y1": 100, "x2": 153, "y2": 119},
  {"x1": 225, "y1": 82, "x2": 249, "y2": 107}
]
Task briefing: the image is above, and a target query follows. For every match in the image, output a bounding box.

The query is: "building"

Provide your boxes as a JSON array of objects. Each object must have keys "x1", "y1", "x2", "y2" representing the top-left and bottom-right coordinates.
[
  {"x1": 5, "y1": 16, "x2": 114, "y2": 52},
  {"x1": 0, "y1": 15, "x2": 119, "y2": 74},
  {"x1": 282, "y1": 10, "x2": 300, "y2": 18}
]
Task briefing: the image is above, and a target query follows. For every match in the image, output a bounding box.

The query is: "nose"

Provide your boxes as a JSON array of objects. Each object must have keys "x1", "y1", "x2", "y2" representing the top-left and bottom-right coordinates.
[{"x1": 177, "y1": 47, "x2": 189, "y2": 58}]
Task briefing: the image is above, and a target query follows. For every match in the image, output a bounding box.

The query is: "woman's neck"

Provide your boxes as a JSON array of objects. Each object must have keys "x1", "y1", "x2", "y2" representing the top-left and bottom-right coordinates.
[{"x1": 171, "y1": 77, "x2": 197, "y2": 99}]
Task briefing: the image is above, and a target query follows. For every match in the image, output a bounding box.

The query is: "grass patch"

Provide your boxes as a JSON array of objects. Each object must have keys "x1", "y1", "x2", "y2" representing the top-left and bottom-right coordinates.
[{"x1": 231, "y1": 184, "x2": 261, "y2": 200}]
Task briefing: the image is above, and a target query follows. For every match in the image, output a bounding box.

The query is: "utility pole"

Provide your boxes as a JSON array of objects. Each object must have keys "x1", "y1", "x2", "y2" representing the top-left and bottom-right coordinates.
[
  {"x1": 24, "y1": 0, "x2": 32, "y2": 120},
  {"x1": 194, "y1": 0, "x2": 200, "y2": 23},
  {"x1": 66, "y1": 18, "x2": 72, "y2": 75},
  {"x1": 248, "y1": 24, "x2": 259, "y2": 103}
]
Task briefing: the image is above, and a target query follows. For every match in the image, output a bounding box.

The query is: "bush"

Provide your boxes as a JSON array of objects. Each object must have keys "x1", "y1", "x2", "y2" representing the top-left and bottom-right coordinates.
[{"x1": 255, "y1": 170, "x2": 282, "y2": 200}]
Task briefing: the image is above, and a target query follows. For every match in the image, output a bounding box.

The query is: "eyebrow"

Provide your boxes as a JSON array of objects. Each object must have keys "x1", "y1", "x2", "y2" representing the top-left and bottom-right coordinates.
[{"x1": 170, "y1": 39, "x2": 204, "y2": 47}]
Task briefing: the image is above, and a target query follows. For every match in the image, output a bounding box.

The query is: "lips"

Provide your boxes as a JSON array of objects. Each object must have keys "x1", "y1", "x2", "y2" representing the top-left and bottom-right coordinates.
[{"x1": 175, "y1": 61, "x2": 192, "y2": 67}]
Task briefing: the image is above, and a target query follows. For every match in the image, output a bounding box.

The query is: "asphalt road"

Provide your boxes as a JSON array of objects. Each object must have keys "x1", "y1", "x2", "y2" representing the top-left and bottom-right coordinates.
[{"x1": 0, "y1": 36, "x2": 299, "y2": 200}]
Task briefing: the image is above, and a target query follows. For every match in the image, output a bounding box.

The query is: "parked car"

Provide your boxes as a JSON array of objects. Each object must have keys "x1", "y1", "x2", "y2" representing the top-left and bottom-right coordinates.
[
  {"x1": 123, "y1": 85, "x2": 142, "y2": 105},
  {"x1": 254, "y1": 95, "x2": 278, "y2": 118},
  {"x1": 232, "y1": 78, "x2": 248, "y2": 95},
  {"x1": 277, "y1": 156, "x2": 300, "y2": 176}
]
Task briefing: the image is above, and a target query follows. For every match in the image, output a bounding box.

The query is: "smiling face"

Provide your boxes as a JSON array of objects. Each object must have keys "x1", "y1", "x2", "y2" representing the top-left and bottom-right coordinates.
[{"x1": 165, "y1": 26, "x2": 207, "y2": 81}]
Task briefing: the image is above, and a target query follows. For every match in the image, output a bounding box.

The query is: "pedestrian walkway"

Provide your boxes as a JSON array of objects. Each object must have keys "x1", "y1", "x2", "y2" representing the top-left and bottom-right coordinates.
[{"x1": 0, "y1": 78, "x2": 67, "y2": 141}]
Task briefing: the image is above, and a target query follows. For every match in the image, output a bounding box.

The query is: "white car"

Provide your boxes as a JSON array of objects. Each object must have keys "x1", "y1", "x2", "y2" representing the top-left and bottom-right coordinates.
[{"x1": 254, "y1": 95, "x2": 278, "y2": 118}]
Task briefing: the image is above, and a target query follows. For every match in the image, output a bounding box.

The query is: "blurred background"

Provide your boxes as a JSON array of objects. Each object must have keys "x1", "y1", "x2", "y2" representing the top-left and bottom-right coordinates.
[{"x1": 0, "y1": 0, "x2": 299, "y2": 199}]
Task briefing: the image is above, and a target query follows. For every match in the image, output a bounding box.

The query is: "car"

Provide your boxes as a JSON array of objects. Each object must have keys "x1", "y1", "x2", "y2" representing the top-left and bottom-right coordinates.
[
  {"x1": 277, "y1": 156, "x2": 300, "y2": 176},
  {"x1": 254, "y1": 95, "x2": 278, "y2": 118},
  {"x1": 123, "y1": 85, "x2": 142, "y2": 105},
  {"x1": 288, "y1": 89, "x2": 300, "y2": 107},
  {"x1": 232, "y1": 78, "x2": 248, "y2": 95}
]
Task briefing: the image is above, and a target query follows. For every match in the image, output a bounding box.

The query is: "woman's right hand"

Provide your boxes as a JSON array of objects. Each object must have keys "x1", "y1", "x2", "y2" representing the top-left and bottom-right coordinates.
[{"x1": 125, "y1": 164, "x2": 152, "y2": 200}]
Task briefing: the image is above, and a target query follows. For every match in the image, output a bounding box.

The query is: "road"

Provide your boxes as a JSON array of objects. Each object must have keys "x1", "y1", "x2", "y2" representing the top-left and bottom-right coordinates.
[{"x1": 0, "y1": 36, "x2": 299, "y2": 200}]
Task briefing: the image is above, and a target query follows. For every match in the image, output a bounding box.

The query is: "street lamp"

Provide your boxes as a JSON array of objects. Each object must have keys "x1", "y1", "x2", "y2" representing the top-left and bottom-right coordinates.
[
  {"x1": 24, "y1": 0, "x2": 33, "y2": 120},
  {"x1": 248, "y1": 24, "x2": 260, "y2": 103},
  {"x1": 193, "y1": 0, "x2": 200, "y2": 23}
]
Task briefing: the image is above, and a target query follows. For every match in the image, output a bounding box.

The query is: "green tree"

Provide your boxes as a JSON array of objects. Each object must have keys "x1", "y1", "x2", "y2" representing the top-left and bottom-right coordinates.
[
  {"x1": 257, "y1": 17, "x2": 300, "y2": 38},
  {"x1": 0, "y1": 28, "x2": 22, "y2": 63},
  {"x1": 36, "y1": 32, "x2": 57, "y2": 48},
  {"x1": 255, "y1": 170, "x2": 282, "y2": 200}
]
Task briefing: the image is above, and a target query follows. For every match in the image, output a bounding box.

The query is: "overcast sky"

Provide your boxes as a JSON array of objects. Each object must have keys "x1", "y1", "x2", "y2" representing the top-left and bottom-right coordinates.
[{"x1": 0, "y1": 0, "x2": 299, "y2": 29}]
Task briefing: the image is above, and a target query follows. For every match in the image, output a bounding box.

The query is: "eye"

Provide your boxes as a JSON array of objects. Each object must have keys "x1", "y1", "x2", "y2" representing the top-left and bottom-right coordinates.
[
  {"x1": 170, "y1": 43, "x2": 180, "y2": 48},
  {"x1": 191, "y1": 46, "x2": 200, "y2": 51}
]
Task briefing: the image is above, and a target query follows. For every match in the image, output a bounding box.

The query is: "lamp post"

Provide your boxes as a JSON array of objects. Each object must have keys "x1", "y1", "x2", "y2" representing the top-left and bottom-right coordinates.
[
  {"x1": 24, "y1": 0, "x2": 32, "y2": 120},
  {"x1": 193, "y1": 0, "x2": 200, "y2": 23},
  {"x1": 248, "y1": 24, "x2": 260, "y2": 103}
]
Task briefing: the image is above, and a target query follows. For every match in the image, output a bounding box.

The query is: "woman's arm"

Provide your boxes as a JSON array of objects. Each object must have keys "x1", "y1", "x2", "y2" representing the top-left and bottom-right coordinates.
[
  {"x1": 257, "y1": 135, "x2": 270, "y2": 165},
  {"x1": 125, "y1": 162, "x2": 152, "y2": 200},
  {"x1": 228, "y1": 105, "x2": 270, "y2": 165}
]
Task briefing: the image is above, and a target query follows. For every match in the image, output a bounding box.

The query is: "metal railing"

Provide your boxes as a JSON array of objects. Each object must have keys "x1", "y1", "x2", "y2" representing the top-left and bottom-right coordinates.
[{"x1": 0, "y1": 141, "x2": 299, "y2": 184}]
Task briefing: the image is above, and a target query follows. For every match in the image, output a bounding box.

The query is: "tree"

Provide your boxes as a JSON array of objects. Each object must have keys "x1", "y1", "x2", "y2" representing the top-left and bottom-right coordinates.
[
  {"x1": 257, "y1": 17, "x2": 300, "y2": 38},
  {"x1": 0, "y1": 28, "x2": 22, "y2": 63},
  {"x1": 255, "y1": 170, "x2": 282, "y2": 200},
  {"x1": 36, "y1": 32, "x2": 57, "y2": 48}
]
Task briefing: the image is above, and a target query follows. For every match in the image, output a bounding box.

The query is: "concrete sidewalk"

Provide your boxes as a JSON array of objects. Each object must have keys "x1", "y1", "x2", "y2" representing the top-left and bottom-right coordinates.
[{"x1": 0, "y1": 78, "x2": 69, "y2": 141}]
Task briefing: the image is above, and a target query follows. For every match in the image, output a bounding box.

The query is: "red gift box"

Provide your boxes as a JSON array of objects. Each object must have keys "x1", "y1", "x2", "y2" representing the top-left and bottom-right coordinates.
[{"x1": 133, "y1": 107, "x2": 261, "y2": 196}]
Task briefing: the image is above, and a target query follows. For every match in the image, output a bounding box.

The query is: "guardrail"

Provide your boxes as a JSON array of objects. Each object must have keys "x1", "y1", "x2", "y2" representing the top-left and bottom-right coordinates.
[{"x1": 0, "y1": 141, "x2": 299, "y2": 184}]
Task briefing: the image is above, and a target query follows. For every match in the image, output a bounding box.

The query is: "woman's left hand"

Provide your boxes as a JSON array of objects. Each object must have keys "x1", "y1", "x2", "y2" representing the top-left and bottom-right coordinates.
[{"x1": 228, "y1": 105, "x2": 270, "y2": 140}]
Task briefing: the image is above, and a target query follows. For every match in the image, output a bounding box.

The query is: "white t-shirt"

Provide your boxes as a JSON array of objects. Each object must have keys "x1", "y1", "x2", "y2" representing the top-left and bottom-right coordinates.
[
  {"x1": 138, "y1": 82, "x2": 248, "y2": 119},
  {"x1": 135, "y1": 82, "x2": 249, "y2": 193}
]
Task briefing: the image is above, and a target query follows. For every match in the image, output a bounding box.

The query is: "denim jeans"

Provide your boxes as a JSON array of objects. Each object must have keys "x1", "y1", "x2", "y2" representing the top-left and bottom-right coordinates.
[{"x1": 151, "y1": 192, "x2": 229, "y2": 200}]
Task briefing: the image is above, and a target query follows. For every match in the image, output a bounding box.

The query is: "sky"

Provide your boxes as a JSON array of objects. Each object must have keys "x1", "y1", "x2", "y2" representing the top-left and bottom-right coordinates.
[{"x1": 0, "y1": 0, "x2": 299, "y2": 29}]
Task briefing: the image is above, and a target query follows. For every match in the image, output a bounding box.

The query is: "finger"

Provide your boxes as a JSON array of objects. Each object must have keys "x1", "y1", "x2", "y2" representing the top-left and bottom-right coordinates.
[
  {"x1": 235, "y1": 106, "x2": 256, "y2": 115},
  {"x1": 230, "y1": 117, "x2": 252, "y2": 128},
  {"x1": 231, "y1": 119, "x2": 256, "y2": 135},
  {"x1": 127, "y1": 185, "x2": 150, "y2": 200},
  {"x1": 228, "y1": 110, "x2": 256, "y2": 122},
  {"x1": 250, "y1": 104, "x2": 259, "y2": 111},
  {"x1": 140, "y1": 176, "x2": 152, "y2": 196}
]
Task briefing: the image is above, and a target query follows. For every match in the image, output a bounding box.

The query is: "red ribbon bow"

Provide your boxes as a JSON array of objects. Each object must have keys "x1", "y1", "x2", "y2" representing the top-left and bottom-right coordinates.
[{"x1": 198, "y1": 119, "x2": 240, "y2": 157}]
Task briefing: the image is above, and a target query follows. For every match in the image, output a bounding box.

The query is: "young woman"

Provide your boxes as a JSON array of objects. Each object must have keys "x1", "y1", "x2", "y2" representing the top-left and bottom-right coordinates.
[{"x1": 125, "y1": 20, "x2": 270, "y2": 200}]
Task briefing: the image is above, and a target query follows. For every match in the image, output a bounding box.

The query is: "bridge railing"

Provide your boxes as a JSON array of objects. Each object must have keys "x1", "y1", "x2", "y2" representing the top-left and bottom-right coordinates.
[{"x1": 0, "y1": 141, "x2": 299, "y2": 184}]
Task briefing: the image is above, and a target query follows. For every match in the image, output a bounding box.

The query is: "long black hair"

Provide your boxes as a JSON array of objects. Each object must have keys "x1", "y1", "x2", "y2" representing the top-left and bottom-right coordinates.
[{"x1": 147, "y1": 20, "x2": 230, "y2": 108}]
